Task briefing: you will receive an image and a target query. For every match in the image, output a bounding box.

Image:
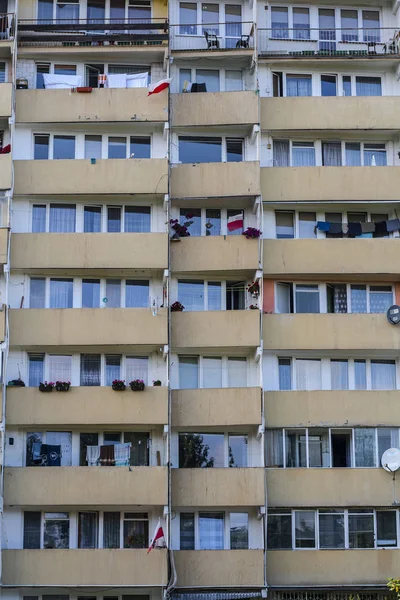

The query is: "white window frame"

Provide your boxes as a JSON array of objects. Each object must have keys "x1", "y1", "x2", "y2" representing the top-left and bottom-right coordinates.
[
  {"x1": 177, "y1": 510, "x2": 250, "y2": 550},
  {"x1": 178, "y1": 354, "x2": 248, "y2": 389}
]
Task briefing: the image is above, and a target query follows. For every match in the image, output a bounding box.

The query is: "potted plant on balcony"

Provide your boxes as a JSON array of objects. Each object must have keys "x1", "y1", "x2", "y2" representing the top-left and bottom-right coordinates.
[
  {"x1": 112, "y1": 379, "x2": 126, "y2": 391},
  {"x1": 249, "y1": 304, "x2": 259, "y2": 310},
  {"x1": 130, "y1": 379, "x2": 145, "y2": 391},
  {"x1": 153, "y1": 379, "x2": 162, "y2": 386},
  {"x1": 7, "y1": 378, "x2": 25, "y2": 387},
  {"x1": 242, "y1": 227, "x2": 262, "y2": 239},
  {"x1": 171, "y1": 301, "x2": 185, "y2": 312},
  {"x1": 169, "y1": 214, "x2": 195, "y2": 240},
  {"x1": 55, "y1": 381, "x2": 71, "y2": 392},
  {"x1": 39, "y1": 381, "x2": 54, "y2": 393},
  {"x1": 247, "y1": 281, "x2": 260, "y2": 297}
]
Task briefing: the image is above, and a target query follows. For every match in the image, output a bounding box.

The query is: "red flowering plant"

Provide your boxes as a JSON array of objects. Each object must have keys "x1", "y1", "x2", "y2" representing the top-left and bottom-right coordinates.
[
  {"x1": 39, "y1": 381, "x2": 55, "y2": 392},
  {"x1": 171, "y1": 301, "x2": 185, "y2": 312},
  {"x1": 129, "y1": 379, "x2": 145, "y2": 391},
  {"x1": 55, "y1": 381, "x2": 71, "y2": 392},
  {"x1": 112, "y1": 379, "x2": 126, "y2": 391},
  {"x1": 247, "y1": 281, "x2": 260, "y2": 296},
  {"x1": 242, "y1": 227, "x2": 262, "y2": 239},
  {"x1": 170, "y1": 214, "x2": 195, "y2": 240}
]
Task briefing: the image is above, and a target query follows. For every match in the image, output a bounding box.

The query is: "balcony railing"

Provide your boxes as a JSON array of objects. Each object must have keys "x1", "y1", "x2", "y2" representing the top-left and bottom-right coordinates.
[
  {"x1": 170, "y1": 21, "x2": 254, "y2": 52},
  {"x1": 17, "y1": 17, "x2": 168, "y2": 47},
  {"x1": 258, "y1": 27, "x2": 400, "y2": 57}
]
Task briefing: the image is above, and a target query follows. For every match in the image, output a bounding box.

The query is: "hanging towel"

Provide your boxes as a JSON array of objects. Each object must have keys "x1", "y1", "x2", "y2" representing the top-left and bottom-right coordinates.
[
  {"x1": 347, "y1": 222, "x2": 362, "y2": 237},
  {"x1": 114, "y1": 442, "x2": 131, "y2": 467},
  {"x1": 100, "y1": 444, "x2": 115, "y2": 466},
  {"x1": 361, "y1": 221, "x2": 375, "y2": 233},
  {"x1": 43, "y1": 74, "x2": 83, "y2": 89},
  {"x1": 316, "y1": 221, "x2": 331, "y2": 232},
  {"x1": 32, "y1": 441, "x2": 42, "y2": 461},
  {"x1": 329, "y1": 222, "x2": 342, "y2": 235},
  {"x1": 386, "y1": 219, "x2": 400, "y2": 232},
  {"x1": 126, "y1": 72, "x2": 148, "y2": 88},
  {"x1": 375, "y1": 221, "x2": 388, "y2": 236},
  {"x1": 41, "y1": 444, "x2": 61, "y2": 467},
  {"x1": 86, "y1": 445, "x2": 101, "y2": 467},
  {"x1": 106, "y1": 73, "x2": 127, "y2": 89}
]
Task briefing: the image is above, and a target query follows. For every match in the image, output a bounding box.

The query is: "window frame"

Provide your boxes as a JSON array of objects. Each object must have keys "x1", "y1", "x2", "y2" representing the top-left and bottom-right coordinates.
[
  {"x1": 177, "y1": 354, "x2": 248, "y2": 389},
  {"x1": 178, "y1": 510, "x2": 250, "y2": 550}
]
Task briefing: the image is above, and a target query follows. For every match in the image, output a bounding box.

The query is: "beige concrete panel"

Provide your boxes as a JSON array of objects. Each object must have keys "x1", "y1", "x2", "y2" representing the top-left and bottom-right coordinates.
[
  {"x1": 172, "y1": 387, "x2": 262, "y2": 427},
  {"x1": 172, "y1": 468, "x2": 265, "y2": 506},
  {"x1": 4, "y1": 466, "x2": 168, "y2": 506},
  {"x1": 266, "y1": 468, "x2": 393, "y2": 507},
  {"x1": 261, "y1": 166, "x2": 400, "y2": 202},
  {"x1": 174, "y1": 550, "x2": 264, "y2": 587},
  {"x1": 18, "y1": 0, "x2": 35, "y2": 20},
  {"x1": 171, "y1": 162, "x2": 260, "y2": 198},
  {"x1": 0, "y1": 227, "x2": 8, "y2": 263},
  {"x1": 16, "y1": 88, "x2": 168, "y2": 123},
  {"x1": 263, "y1": 314, "x2": 399, "y2": 351},
  {"x1": 263, "y1": 239, "x2": 400, "y2": 278},
  {"x1": 261, "y1": 96, "x2": 400, "y2": 132},
  {"x1": 152, "y1": 0, "x2": 167, "y2": 20},
  {"x1": 171, "y1": 91, "x2": 259, "y2": 127},
  {"x1": 267, "y1": 550, "x2": 400, "y2": 587},
  {"x1": 0, "y1": 83, "x2": 12, "y2": 118},
  {"x1": 2, "y1": 549, "x2": 168, "y2": 586},
  {"x1": 14, "y1": 159, "x2": 168, "y2": 196},
  {"x1": 0, "y1": 153, "x2": 12, "y2": 190},
  {"x1": 9, "y1": 308, "x2": 168, "y2": 348},
  {"x1": 6, "y1": 385, "x2": 168, "y2": 427},
  {"x1": 172, "y1": 310, "x2": 260, "y2": 350},
  {"x1": 171, "y1": 236, "x2": 259, "y2": 275},
  {"x1": 265, "y1": 390, "x2": 400, "y2": 428},
  {"x1": 11, "y1": 233, "x2": 168, "y2": 272}
]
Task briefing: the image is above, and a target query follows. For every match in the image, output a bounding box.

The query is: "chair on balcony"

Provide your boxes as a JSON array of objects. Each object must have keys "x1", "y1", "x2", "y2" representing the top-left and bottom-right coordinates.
[
  {"x1": 236, "y1": 34, "x2": 249, "y2": 48},
  {"x1": 204, "y1": 30, "x2": 219, "y2": 49}
]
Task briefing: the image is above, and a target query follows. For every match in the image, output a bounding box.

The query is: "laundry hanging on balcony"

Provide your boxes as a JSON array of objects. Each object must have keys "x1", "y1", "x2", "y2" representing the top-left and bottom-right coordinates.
[
  {"x1": 316, "y1": 218, "x2": 400, "y2": 237},
  {"x1": 43, "y1": 74, "x2": 83, "y2": 89}
]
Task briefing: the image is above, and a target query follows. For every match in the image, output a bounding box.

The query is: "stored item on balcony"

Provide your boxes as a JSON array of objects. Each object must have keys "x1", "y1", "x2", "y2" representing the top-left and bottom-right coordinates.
[
  {"x1": 153, "y1": 379, "x2": 162, "y2": 386},
  {"x1": 242, "y1": 227, "x2": 262, "y2": 239},
  {"x1": 170, "y1": 215, "x2": 194, "y2": 239},
  {"x1": 316, "y1": 217, "x2": 399, "y2": 237},
  {"x1": 39, "y1": 381, "x2": 54, "y2": 392},
  {"x1": 32, "y1": 442, "x2": 62, "y2": 466},
  {"x1": 249, "y1": 304, "x2": 258, "y2": 310},
  {"x1": 112, "y1": 379, "x2": 126, "y2": 391},
  {"x1": 55, "y1": 381, "x2": 70, "y2": 392},
  {"x1": 247, "y1": 281, "x2": 260, "y2": 297},
  {"x1": 130, "y1": 379, "x2": 145, "y2": 391},
  {"x1": 236, "y1": 34, "x2": 250, "y2": 48},
  {"x1": 87, "y1": 442, "x2": 131, "y2": 466},
  {"x1": 171, "y1": 301, "x2": 185, "y2": 312},
  {"x1": 0, "y1": 144, "x2": 10, "y2": 154},
  {"x1": 16, "y1": 77, "x2": 28, "y2": 90},
  {"x1": 190, "y1": 82, "x2": 207, "y2": 93},
  {"x1": 7, "y1": 378, "x2": 25, "y2": 387},
  {"x1": 98, "y1": 74, "x2": 107, "y2": 88},
  {"x1": 75, "y1": 87, "x2": 92, "y2": 93},
  {"x1": 227, "y1": 213, "x2": 244, "y2": 232},
  {"x1": 204, "y1": 30, "x2": 220, "y2": 49}
]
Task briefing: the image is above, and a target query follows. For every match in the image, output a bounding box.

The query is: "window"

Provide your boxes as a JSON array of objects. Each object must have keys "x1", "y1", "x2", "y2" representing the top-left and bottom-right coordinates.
[
  {"x1": 80, "y1": 432, "x2": 98, "y2": 466},
  {"x1": 226, "y1": 280, "x2": 245, "y2": 310},
  {"x1": 130, "y1": 137, "x2": 151, "y2": 159},
  {"x1": 125, "y1": 280, "x2": 149, "y2": 308},
  {"x1": 275, "y1": 211, "x2": 294, "y2": 239},
  {"x1": 84, "y1": 206, "x2": 101, "y2": 233},
  {"x1": 49, "y1": 203, "x2": 76, "y2": 233},
  {"x1": 322, "y1": 141, "x2": 342, "y2": 167},
  {"x1": 124, "y1": 432, "x2": 149, "y2": 466},
  {"x1": 227, "y1": 357, "x2": 247, "y2": 387},
  {"x1": 227, "y1": 209, "x2": 244, "y2": 236},
  {"x1": 180, "y1": 208, "x2": 201, "y2": 237},
  {"x1": 286, "y1": 74, "x2": 311, "y2": 97},
  {"x1": 343, "y1": 75, "x2": 352, "y2": 97},
  {"x1": 295, "y1": 285, "x2": 319, "y2": 313},
  {"x1": 48, "y1": 355, "x2": 72, "y2": 382},
  {"x1": 330, "y1": 360, "x2": 348, "y2": 390},
  {"x1": 362, "y1": 10, "x2": 380, "y2": 42},
  {"x1": 78, "y1": 512, "x2": 98, "y2": 549},
  {"x1": 273, "y1": 140, "x2": 289, "y2": 167},
  {"x1": 299, "y1": 212, "x2": 316, "y2": 238},
  {"x1": 108, "y1": 206, "x2": 121, "y2": 232},
  {"x1": 178, "y1": 280, "x2": 204, "y2": 311},
  {"x1": 226, "y1": 138, "x2": 243, "y2": 162},
  {"x1": 295, "y1": 511, "x2": 315, "y2": 548},
  {"x1": 44, "y1": 513, "x2": 70, "y2": 549},
  {"x1": 125, "y1": 206, "x2": 151, "y2": 233},
  {"x1": 123, "y1": 513, "x2": 148, "y2": 548},
  {"x1": 103, "y1": 512, "x2": 120, "y2": 549},
  {"x1": 278, "y1": 358, "x2": 291, "y2": 390},
  {"x1": 24, "y1": 512, "x2": 42, "y2": 549},
  {"x1": 309, "y1": 429, "x2": 329, "y2": 467},
  {"x1": 32, "y1": 204, "x2": 46, "y2": 232},
  {"x1": 30, "y1": 278, "x2": 45, "y2": 308},
  {"x1": 354, "y1": 428, "x2": 375, "y2": 467},
  {"x1": 285, "y1": 429, "x2": 307, "y2": 467},
  {"x1": 319, "y1": 510, "x2": 345, "y2": 549},
  {"x1": 228, "y1": 434, "x2": 247, "y2": 467},
  {"x1": 196, "y1": 69, "x2": 220, "y2": 92},
  {"x1": 179, "y1": 433, "x2": 224, "y2": 467},
  {"x1": 208, "y1": 282, "x2": 221, "y2": 310},
  {"x1": 356, "y1": 76, "x2": 381, "y2": 97},
  {"x1": 56, "y1": 0, "x2": 79, "y2": 22},
  {"x1": 293, "y1": 8, "x2": 309, "y2": 40},
  {"x1": 203, "y1": 356, "x2": 222, "y2": 388},
  {"x1": 271, "y1": 6, "x2": 288, "y2": 39},
  {"x1": 179, "y1": 356, "x2": 199, "y2": 389},
  {"x1": 296, "y1": 359, "x2": 321, "y2": 391},
  {"x1": 202, "y1": 3, "x2": 219, "y2": 36},
  {"x1": 292, "y1": 142, "x2": 315, "y2": 167},
  {"x1": 345, "y1": 142, "x2": 361, "y2": 166},
  {"x1": 354, "y1": 359, "x2": 367, "y2": 390},
  {"x1": 266, "y1": 430, "x2": 284, "y2": 468},
  {"x1": 199, "y1": 512, "x2": 224, "y2": 549},
  {"x1": 80, "y1": 354, "x2": 101, "y2": 386},
  {"x1": 226, "y1": 70, "x2": 242, "y2": 91},
  {"x1": 376, "y1": 511, "x2": 397, "y2": 547},
  {"x1": 29, "y1": 354, "x2": 44, "y2": 387},
  {"x1": 85, "y1": 135, "x2": 102, "y2": 159},
  {"x1": 53, "y1": 135, "x2": 75, "y2": 159},
  {"x1": 331, "y1": 431, "x2": 352, "y2": 467},
  {"x1": 371, "y1": 360, "x2": 396, "y2": 390},
  {"x1": 230, "y1": 513, "x2": 248, "y2": 549},
  {"x1": 180, "y1": 513, "x2": 195, "y2": 549},
  {"x1": 267, "y1": 511, "x2": 292, "y2": 549},
  {"x1": 125, "y1": 356, "x2": 148, "y2": 386},
  {"x1": 105, "y1": 355, "x2": 121, "y2": 385},
  {"x1": 348, "y1": 510, "x2": 374, "y2": 548},
  {"x1": 179, "y1": 136, "x2": 222, "y2": 164},
  {"x1": 105, "y1": 280, "x2": 121, "y2": 308},
  {"x1": 34, "y1": 134, "x2": 49, "y2": 160},
  {"x1": 179, "y1": 2, "x2": 197, "y2": 35},
  {"x1": 378, "y1": 429, "x2": 399, "y2": 463},
  {"x1": 50, "y1": 279, "x2": 73, "y2": 308},
  {"x1": 82, "y1": 279, "x2": 100, "y2": 308},
  {"x1": 341, "y1": 10, "x2": 358, "y2": 42},
  {"x1": 108, "y1": 136, "x2": 126, "y2": 159},
  {"x1": 364, "y1": 144, "x2": 386, "y2": 166},
  {"x1": 321, "y1": 74, "x2": 337, "y2": 96},
  {"x1": 36, "y1": 63, "x2": 50, "y2": 89}
]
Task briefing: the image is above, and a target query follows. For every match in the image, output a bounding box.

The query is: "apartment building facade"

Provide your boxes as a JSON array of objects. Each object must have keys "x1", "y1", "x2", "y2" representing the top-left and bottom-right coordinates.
[{"x1": 0, "y1": 0, "x2": 398, "y2": 599}]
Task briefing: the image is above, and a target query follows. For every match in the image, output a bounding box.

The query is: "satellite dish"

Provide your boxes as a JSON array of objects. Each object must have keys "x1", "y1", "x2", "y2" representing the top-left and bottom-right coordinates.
[
  {"x1": 381, "y1": 448, "x2": 400, "y2": 472},
  {"x1": 387, "y1": 305, "x2": 400, "y2": 325}
]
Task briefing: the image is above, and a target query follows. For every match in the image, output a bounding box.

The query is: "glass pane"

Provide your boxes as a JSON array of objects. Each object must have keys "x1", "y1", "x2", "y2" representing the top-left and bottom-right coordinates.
[
  {"x1": 348, "y1": 512, "x2": 374, "y2": 548},
  {"x1": 125, "y1": 356, "x2": 148, "y2": 385},
  {"x1": 49, "y1": 204, "x2": 76, "y2": 233},
  {"x1": 53, "y1": 136, "x2": 75, "y2": 159},
  {"x1": 178, "y1": 280, "x2": 204, "y2": 311},
  {"x1": 108, "y1": 136, "x2": 126, "y2": 159},
  {"x1": 228, "y1": 434, "x2": 247, "y2": 467},
  {"x1": 124, "y1": 432, "x2": 149, "y2": 466},
  {"x1": 369, "y1": 286, "x2": 392, "y2": 313},
  {"x1": 32, "y1": 205, "x2": 46, "y2": 232},
  {"x1": 378, "y1": 429, "x2": 399, "y2": 463},
  {"x1": 296, "y1": 359, "x2": 321, "y2": 391},
  {"x1": 322, "y1": 142, "x2": 342, "y2": 167},
  {"x1": 80, "y1": 354, "x2": 101, "y2": 386},
  {"x1": 356, "y1": 76, "x2": 381, "y2": 96},
  {"x1": 377, "y1": 511, "x2": 397, "y2": 547},
  {"x1": 84, "y1": 206, "x2": 101, "y2": 232},
  {"x1": 179, "y1": 136, "x2": 222, "y2": 163},
  {"x1": 351, "y1": 285, "x2": 367, "y2": 313},
  {"x1": 180, "y1": 513, "x2": 195, "y2": 549},
  {"x1": 103, "y1": 512, "x2": 120, "y2": 548},
  {"x1": 44, "y1": 514, "x2": 70, "y2": 549},
  {"x1": 199, "y1": 512, "x2": 224, "y2": 549},
  {"x1": 285, "y1": 429, "x2": 307, "y2": 467},
  {"x1": 29, "y1": 355, "x2": 44, "y2": 387},
  {"x1": 293, "y1": 7, "x2": 309, "y2": 40},
  {"x1": 203, "y1": 356, "x2": 222, "y2": 388},
  {"x1": 230, "y1": 513, "x2": 248, "y2": 549},
  {"x1": 179, "y1": 433, "x2": 224, "y2": 467},
  {"x1": 130, "y1": 137, "x2": 151, "y2": 159},
  {"x1": 227, "y1": 357, "x2": 246, "y2": 387},
  {"x1": 276, "y1": 211, "x2": 294, "y2": 239},
  {"x1": 226, "y1": 138, "x2": 243, "y2": 162},
  {"x1": 34, "y1": 135, "x2": 49, "y2": 160},
  {"x1": 354, "y1": 429, "x2": 376, "y2": 467},
  {"x1": 319, "y1": 512, "x2": 345, "y2": 548},
  {"x1": 36, "y1": 63, "x2": 50, "y2": 89},
  {"x1": 202, "y1": 3, "x2": 219, "y2": 36},
  {"x1": 341, "y1": 9, "x2": 358, "y2": 41},
  {"x1": 330, "y1": 360, "x2": 348, "y2": 390},
  {"x1": 271, "y1": 6, "x2": 288, "y2": 39},
  {"x1": 364, "y1": 145, "x2": 386, "y2": 167},
  {"x1": 85, "y1": 135, "x2": 102, "y2": 159},
  {"x1": 354, "y1": 360, "x2": 367, "y2": 390},
  {"x1": 273, "y1": 140, "x2": 289, "y2": 167},
  {"x1": 362, "y1": 10, "x2": 380, "y2": 42},
  {"x1": 107, "y1": 206, "x2": 121, "y2": 233},
  {"x1": 105, "y1": 355, "x2": 121, "y2": 385},
  {"x1": 295, "y1": 285, "x2": 319, "y2": 313},
  {"x1": 105, "y1": 280, "x2": 121, "y2": 308},
  {"x1": 343, "y1": 76, "x2": 352, "y2": 97},
  {"x1": 295, "y1": 511, "x2": 315, "y2": 548},
  {"x1": 80, "y1": 432, "x2": 98, "y2": 466},
  {"x1": 180, "y1": 208, "x2": 201, "y2": 237},
  {"x1": 345, "y1": 142, "x2": 361, "y2": 166},
  {"x1": 30, "y1": 278, "x2": 45, "y2": 308},
  {"x1": 286, "y1": 75, "x2": 311, "y2": 97},
  {"x1": 308, "y1": 430, "x2": 329, "y2": 467},
  {"x1": 179, "y1": 68, "x2": 191, "y2": 92},
  {"x1": 321, "y1": 74, "x2": 337, "y2": 96},
  {"x1": 126, "y1": 280, "x2": 149, "y2": 308},
  {"x1": 78, "y1": 512, "x2": 98, "y2": 549},
  {"x1": 225, "y1": 70, "x2": 242, "y2": 92},
  {"x1": 180, "y1": 2, "x2": 197, "y2": 35},
  {"x1": 50, "y1": 278, "x2": 73, "y2": 308},
  {"x1": 299, "y1": 212, "x2": 316, "y2": 238},
  {"x1": 125, "y1": 206, "x2": 151, "y2": 233},
  {"x1": 267, "y1": 513, "x2": 291, "y2": 549},
  {"x1": 123, "y1": 516, "x2": 148, "y2": 548},
  {"x1": 292, "y1": 142, "x2": 315, "y2": 167},
  {"x1": 179, "y1": 356, "x2": 199, "y2": 389},
  {"x1": 48, "y1": 355, "x2": 72, "y2": 382},
  {"x1": 278, "y1": 358, "x2": 291, "y2": 390},
  {"x1": 266, "y1": 430, "x2": 283, "y2": 467},
  {"x1": 208, "y1": 281, "x2": 221, "y2": 310},
  {"x1": 23, "y1": 512, "x2": 41, "y2": 549},
  {"x1": 371, "y1": 360, "x2": 396, "y2": 390},
  {"x1": 205, "y1": 209, "x2": 221, "y2": 236},
  {"x1": 82, "y1": 279, "x2": 100, "y2": 308},
  {"x1": 196, "y1": 69, "x2": 220, "y2": 93}
]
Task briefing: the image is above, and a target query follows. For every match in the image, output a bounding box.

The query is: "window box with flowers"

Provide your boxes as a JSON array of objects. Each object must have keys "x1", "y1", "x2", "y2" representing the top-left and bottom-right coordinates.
[
  {"x1": 39, "y1": 382, "x2": 54, "y2": 393},
  {"x1": 171, "y1": 301, "x2": 185, "y2": 312},
  {"x1": 242, "y1": 227, "x2": 262, "y2": 239},
  {"x1": 130, "y1": 379, "x2": 145, "y2": 391},
  {"x1": 170, "y1": 214, "x2": 194, "y2": 240},
  {"x1": 55, "y1": 381, "x2": 70, "y2": 392},
  {"x1": 112, "y1": 379, "x2": 126, "y2": 391}
]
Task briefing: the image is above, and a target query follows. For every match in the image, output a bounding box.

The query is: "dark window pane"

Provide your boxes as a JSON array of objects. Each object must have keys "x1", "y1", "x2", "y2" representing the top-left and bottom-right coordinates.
[
  {"x1": 84, "y1": 206, "x2": 102, "y2": 233},
  {"x1": 80, "y1": 354, "x2": 101, "y2": 386},
  {"x1": 124, "y1": 432, "x2": 149, "y2": 466},
  {"x1": 104, "y1": 512, "x2": 120, "y2": 548},
  {"x1": 179, "y1": 136, "x2": 222, "y2": 163},
  {"x1": 125, "y1": 206, "x2": 151, "y2": 233},
  {"x1": 226, "y1": 138, "x2": 243, "y2": 162},
  {"x1": 123, "y1": 514, "x2": 148, "y2": 548},
  {"x1": 321, "y1": 74, "x2": 336, "y2": 96},
  {"x1": 30, "y1": 278, "x2": 45, "y2": 308},
  {"x1": 228, "y1": 434, "x2": 247, "y2": 467},
  {"x1": 130, "y1": 137, "x2": 151, "y2": 159},
  {"x1": 34, "y1": 135, "x2": 49, "y2": 160},
  {"x1": 24, "y1": 512, "x2": 41, "y2": 549},
  {"x1": 108, "y1": 137, "x2": 126, "y2": 159},
  {"x1": 44, "y1": 513, "x2": 70, "y2": 549},
  {"x1": 78, "y1": 512, "x2": 98, "y2": 549},
  {"x1": 28, "y1": 355, "x2": 44, "y2": 388},
  {"x1": 105, "y1": 355, "x2": 121, "y2": 385},
  {"x1": 32, "y1": 204, "x2": 46, "y2": 232},
  {"x1": 82, "y1": 279, "x2": 100, "y2": 308},
  {"x1": 36, "y1": 63, "x2": 50, "y2": 89},
  {"x1": 53, "y1": 136, "x2": 75, "y2": 160},
  {"x1": 278, "y1": 358, "x2": 291, "y2": 390},
  {"x1": 179, "y1": 433, "x2": 224, "y2": 467},
  {"x1": 180, "y1": 208, "x2": 201, "y2": 237},
  {"x1": 276, "y1": 211, "x2": 294, "y2": 239},
  {"x1": 267, "y1": 513, "x2": 292, "y2": 549},
  {"x1": 180, "y1": 513, "x2": 195, "y2": 549},
  {"x1": 230, "y1": 513, "x2": 248, "y2": 549},
  {"x1": 205, "y1": 209, "x2": 221, "y2": 236},
  {"x1": 108, "y1": 206, "x2": 121, "y2": 232}
]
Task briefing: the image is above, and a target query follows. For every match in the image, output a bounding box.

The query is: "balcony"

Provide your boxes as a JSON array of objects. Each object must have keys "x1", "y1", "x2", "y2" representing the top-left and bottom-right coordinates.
[
  {"x1": 171, "y1": 91, "x2": 258, "y2": 128},
  {"x1": 258, "y1": 27, "x2": 397, "y2": 59},
  {"x1": 2, "y1": 549, "x2": 168, "y2": 586},
  {"x1": 0, "y1": 83, "x2": 12, "y2": 118},
  {"x1": 0, "y1": 14, "x2": 15, "y2": 57},
  {"x1": 172, "y1": 387, "x2": 262, "y2": 427},
  {"x1": 263, "y1": 239, "x2": 400, "y2": 279},
  {"x1": 263, "y1": 314, "x2": 399, "y2": 352},
  {"x1": 170, "y1": 22, "x2": 254, "y2": 56},
  {"x1": 171, "y1": 236, "x2": 259, "y2": 276},
  {"x1": 9, "y1": 308, "x2": 168, "y2": 351},
  {"x1": 261, "y1": 96, "x2": 400, "y2": 132},
  {"x1": 14, "y1": 159, "x2": 168, "y2": 196},
  {"x1": 266, "y1": 468, "x2": 393, "y2": 508},
  {"x1": 0, "y1": 153, "x2": 12, "y2": 190},
  {"x1": 7, "y1": 385, "x2": 168, "y2": 427},
  {"x1": 265, "y1": 390, "x2": 400, "y2": 429},
  {"x1": 267, "y1": 550, "x2": 400, "y2": 587},
  {"x1": 16, "y1": 88, "x2": 168, "y2": 124},
  {"x1": 4, "y1": 466, "x2": 168, "y2": 506},
  {"x1": 175, "y1": 550, "x2": 264, "y2": 587},
  {"x1": 172, "y1": 468, "x2": 265, "y2": 507},
  {"x1": 261, "y1": 166, "x2": 400, "y2": 202},
  {"x1": 172, "y1": 310, "x2": 260, "y2": 352},
  {"x1": 171, "y1": 162, "x2": 260, "y2": 199},
  {"x1": 11, "y1": 233, "x2": 168, "y2": 275}
]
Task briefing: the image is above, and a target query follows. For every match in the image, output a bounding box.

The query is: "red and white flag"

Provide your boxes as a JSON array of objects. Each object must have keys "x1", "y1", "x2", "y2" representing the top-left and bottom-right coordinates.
[
  {"x1": 148, "y1": 78, "x2": 172, "y2": 96},
  {"x1": 147, "y1": 519, "x2": 165, "y2": 554},
  {"x1": 227, "y1": 213, "x2": 244, "y2": 232}
]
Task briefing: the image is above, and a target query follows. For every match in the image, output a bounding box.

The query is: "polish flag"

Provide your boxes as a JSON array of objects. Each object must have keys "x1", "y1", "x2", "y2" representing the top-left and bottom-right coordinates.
[
  {"x1": 147, "y1": 519, "x2": 165, "y2": 554},
  {"x1": 227, "y1": 213, "x2": 244, "y2": 232},
  {"x1": 148, "y1": 78, "x2": 172, "y2": 96}
]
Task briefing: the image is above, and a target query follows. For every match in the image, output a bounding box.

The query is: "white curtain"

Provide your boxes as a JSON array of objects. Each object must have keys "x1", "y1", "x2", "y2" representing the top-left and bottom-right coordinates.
[
  {"x1": 225, "y1": 70, "x2": 242, "y2": 91},
  {"x1": 296, "y1": 359, "x2": 321, "y2": 390},
  {"x1": 371, "y1": 360, "x2": 396, "y2": 390},
  {"x1": 106, "y1": 280, "x2": 121, "y2": 308},
  {"x1": 323, "y1": 142, "x2": 342, "y2": 166},
  {"x1": 286, "y1": 76, "x2": 311, "y2": 97},
  {"x1": 345, "y1": 143, "x2": 361, "y2": 166},
  {"x1": 378, "y1": 428, "x2": 399, "y2": 461},
  {"x1": 356, "y1": 77, "x2": 381, "y2": 96},
  {"x1": 330, "y1": 360, "x2": 349, "y2": 390},
  {"x1": 203, "y1": 357, "x2": 222, "y2": 388},
  {"x1": 273, "y1": 140, "x2": 289, "y2": 167},
  {"x1": 228, "y1": 357, "x2": 247, "y2": 387},
  {"x1": 50, "y1": 279, "x2": 73, "y2": 309},
  {"x1": 126, "y1": 356, "x2": 148, "y2": 384},
  {"x1": 266, "y1": 430, "x2": 283, "y2": 467},
  {"x1": 49, "y1": 204, "x2": 76, "y2": 233},
  {"x1": 48, "y1": 355, "x2": 72, "y2": 382},
  {"x1": 292, "y1": 144, "x2": 316, "y2": 167},
  {"x1": 354, "y1": 429, "x2": 376, "y2": 467}
]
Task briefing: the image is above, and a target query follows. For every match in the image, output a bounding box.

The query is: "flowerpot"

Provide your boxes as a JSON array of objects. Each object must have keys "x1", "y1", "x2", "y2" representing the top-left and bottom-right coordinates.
[
  {"x1": 112, "y1": 384, "x2": 126, "y2": 391},
  {"x1": 39, "y1": 384, "x2": 53, "y2": 393},
  {"x1": 153, "y1": 382, "x2": 162, "y2": 387},
  {"x1": 130, "y1": 383, "x2": 145, "y2": 392},
  {"x1": 56, "y1": 383, "x2": 70, "y2": 392}
]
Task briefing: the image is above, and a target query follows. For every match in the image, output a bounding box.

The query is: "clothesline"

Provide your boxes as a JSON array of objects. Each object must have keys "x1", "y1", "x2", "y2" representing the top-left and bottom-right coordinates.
[{"x1": 316, "y1": 218, "x2": 400, "y2": 237}]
